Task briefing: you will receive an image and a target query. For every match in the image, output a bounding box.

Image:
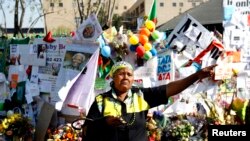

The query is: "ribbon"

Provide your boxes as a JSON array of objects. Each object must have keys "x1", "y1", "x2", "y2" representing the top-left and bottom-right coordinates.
[{"x1": 185, "y1": 40, "x2": 224, "y2": 67}]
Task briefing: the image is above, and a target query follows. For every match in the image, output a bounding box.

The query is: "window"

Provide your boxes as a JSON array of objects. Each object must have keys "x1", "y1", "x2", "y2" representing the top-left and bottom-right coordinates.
[
  {"x1": 124, "y1": 6, "x2": 127, "y2": 10},
  {"x1": 135, "y1": 7, "x2": 139, "y2": 16},
  {"x1": 50, "y1": 3, "x2": 54, "y2": 7},
  {"x1": 160, "y1": 2, "x2": 164, "y2": 7},
  {"x1": 59, "y1": 3, "x2": 63, "y2": 7},
  {"x1": 179, "y1": 2, "x2": 183, "y2": 7},
  {"x1": 140, "y1": 2, "x2": 144, "y2": 12},
  {"x1": 115, "y1": 6, "x2": 118, "y2": 10},
  {"x1": 172, "y1": 2, "x2": 176, "y2": 7}
]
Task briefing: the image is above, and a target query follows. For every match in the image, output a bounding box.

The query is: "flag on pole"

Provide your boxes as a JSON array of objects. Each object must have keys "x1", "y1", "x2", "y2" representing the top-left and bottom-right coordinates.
[
  {"x1": 148, "y1": 0, "x2": 157, "y2": 24},
  {"x1": 56, "y1": 48, "x2": 100, "y2": 115}
]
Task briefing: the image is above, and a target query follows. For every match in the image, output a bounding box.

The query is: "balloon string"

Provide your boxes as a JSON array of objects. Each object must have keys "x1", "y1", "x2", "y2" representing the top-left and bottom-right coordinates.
[{"x1": 101, "y1": 34, "x2": 108, "y2": 47}]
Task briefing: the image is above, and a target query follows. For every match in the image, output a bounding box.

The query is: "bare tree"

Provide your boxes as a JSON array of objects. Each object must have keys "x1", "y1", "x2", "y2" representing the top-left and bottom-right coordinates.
[
  {"x1": 38, "y1": 0, "x2": 47, "y2": 34},
  {"x1": 106, "y1": 0, "x2": 116, "y2": 26},
  {"x1": 76, "y1": 0, "x2": 85, "y2": 24},
  {"x1": 27, "y1": 11, "x2": 54, "y2": 35},
  {"x1": 19, "y1": 0, "x2": 25, "y2": 32},
  {"x1": 74, "y1": 0, "x2": 104, "y2": 24},
  {"x1": 86, "y1": 0, "x2": 92, "y2": 18},
  {"x1": 13, "y1": 0, "x2": 27, "y2": 37},
  {"x1": 0, "y1": 0, "x2": 7, "y2": 36},
  {"x1": 13, "y1": 0, "x2": 20, "y2": 37},
  {"x1": 95, "y1": 0, "x2": 103, "y2": 16}
]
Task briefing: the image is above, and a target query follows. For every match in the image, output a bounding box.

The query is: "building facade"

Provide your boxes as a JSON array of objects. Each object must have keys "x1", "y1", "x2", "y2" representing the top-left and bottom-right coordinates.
[
  {"x1": 42, "y1": 0, "x2": 79, "y2": 35},
  {"x1": 42, "y1": 0, "x2": 209, "y2": 35},
  {"x1": 42, "y1": 0, "x2": 137, "y2": 35},
  {"x1": 122, "y1": 0, "x2": 209, "y2": 31}
]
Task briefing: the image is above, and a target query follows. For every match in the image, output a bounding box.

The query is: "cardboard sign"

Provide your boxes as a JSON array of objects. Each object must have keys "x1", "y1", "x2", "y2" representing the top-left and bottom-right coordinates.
[
  {"x1": 166, "y1": 14, "x2": 213, "y2": 54},
  {"x1": 35, "y1": 102, "x2": 55, "y2": 141}
]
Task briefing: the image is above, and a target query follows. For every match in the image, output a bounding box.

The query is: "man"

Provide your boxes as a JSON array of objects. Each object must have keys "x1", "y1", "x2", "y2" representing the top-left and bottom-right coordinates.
[{"x1": 64, "y1": 53, "x2": 85, "y2": 71}]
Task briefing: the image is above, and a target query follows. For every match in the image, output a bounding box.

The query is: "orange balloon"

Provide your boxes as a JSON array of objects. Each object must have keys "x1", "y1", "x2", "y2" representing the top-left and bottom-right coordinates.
[
  {"x1": 139, "y1": 34, "x2": 148, "y2": 45},
  {"x1": 139, "y1": 28, "x2": 151, "y2": 37}
]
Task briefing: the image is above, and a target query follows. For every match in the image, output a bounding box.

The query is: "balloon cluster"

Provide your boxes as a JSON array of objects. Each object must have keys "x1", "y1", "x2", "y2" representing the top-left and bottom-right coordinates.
[{"x1": 129, "y1": 20, "x2": 159, "y2": 60}]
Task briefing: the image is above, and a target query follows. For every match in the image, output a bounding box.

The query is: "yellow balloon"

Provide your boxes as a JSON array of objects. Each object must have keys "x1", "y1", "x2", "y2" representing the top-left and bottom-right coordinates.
[
  {"x1": 144, "y1": 43, "x2": 152, "y2": 51},
  {"x1": 129, "y1": 35, "x2": 139, "y2": 45},
  {"x1": 145, "y1": 20, "x2": 155, "y2": 31}
]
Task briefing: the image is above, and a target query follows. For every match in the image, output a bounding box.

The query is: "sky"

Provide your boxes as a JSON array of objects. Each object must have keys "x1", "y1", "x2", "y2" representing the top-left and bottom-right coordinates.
[{"x1": 0, "y1": 0, "x2": 44, "y2": 29}]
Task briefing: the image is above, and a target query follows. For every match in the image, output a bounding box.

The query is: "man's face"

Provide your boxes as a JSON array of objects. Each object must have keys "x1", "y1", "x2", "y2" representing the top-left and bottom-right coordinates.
[
  {"x1": 72, "y1": 55, "x2": 83, "y2": 67},
  {"x1": 113, "y1": 68, "x2": 134, "y2": 94}
]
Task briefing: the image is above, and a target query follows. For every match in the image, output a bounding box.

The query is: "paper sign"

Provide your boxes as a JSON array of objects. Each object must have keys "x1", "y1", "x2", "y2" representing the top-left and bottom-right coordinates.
[
  {"x1": 223, "y1": 5, "x2": 234, "y2": 21},
  {"x1": 166, "y1": 14, "x2": 213, "y2": 53},
  {"x1": 214, "y1": 64, "x2": 232, "y2": 80},
  {"x1": 76, "y1": 13, "x2": 103, "y2": 42},
  {"x1": 25, "y1": 93, "x2": 33, "y2": 104},
  {"x1": 10, "y1": 74, "x2": 18, "y2": 88}
]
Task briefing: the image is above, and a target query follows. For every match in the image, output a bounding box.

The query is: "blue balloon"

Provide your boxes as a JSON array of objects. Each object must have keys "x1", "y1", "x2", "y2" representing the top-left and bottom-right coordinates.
[
  {"x1": 130, "y1": 45, "x2": 138, "y2": 52},
  {"x1": 150, "y1": 48, "x2": 157, "y2": 56},
  {"x1": 97, "y1": 36, "x2": 105, "y2": 48},
  {"x1": 101, "y1": 45, "x2": 111, "y2": 57}
]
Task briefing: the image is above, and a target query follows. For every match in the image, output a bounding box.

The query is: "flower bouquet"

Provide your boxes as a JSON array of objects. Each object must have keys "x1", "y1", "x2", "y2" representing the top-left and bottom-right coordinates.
[
  {"x1": 46, "y1": 123, "x2": 82, "y2": 141},
  {"x1": 0, "y1": 112, "x2": 34, "y2": 140},
  {"x1": 161, "y1": 114, "x2": 205, "y2": 141}
]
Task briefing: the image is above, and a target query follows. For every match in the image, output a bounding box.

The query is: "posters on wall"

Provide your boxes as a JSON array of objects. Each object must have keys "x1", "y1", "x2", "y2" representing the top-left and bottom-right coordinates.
[
  {"x1": 55, "y1": 42, "x2": 99, "y2": 115},
  {"x1": 166, "y1": 14, "x2": 214, "y2": 59},
  {"x1": 56, "y1": 48, "x2": 99, "y2": 115},
  {"x1": 29, "y1": 38, "x2": 68, "y2": 103},
  {"x1": 55, "y1": 42, "x2": 99, "y2": 96},
  {"x1": 163, "y1": 14, "x2": 221, "y2": 99},
  {"x1": 10, "y1": 44, "x2": 46, "y2": 66},
  {"x1": 156, "y1": 50, "x2": 174, "y2": 86},
  {"x1": 223, "y1": 0, "x2": 250, "y2": 98}
]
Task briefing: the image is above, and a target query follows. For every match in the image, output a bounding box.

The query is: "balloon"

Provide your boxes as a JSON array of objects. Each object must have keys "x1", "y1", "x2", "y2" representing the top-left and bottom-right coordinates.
[
  {"x1": 129, "y1": 35, "x2": 139, "y2": 45},
  {"x1": 144, "y1": 43, "x2": 152, "y2": 51},
  {"x1": 101, "y1": 45, "x2": 111, "y2": 57},
  {"x1": 151, "y1": 30, "x2": 160, "y2": 40},
  {"x1": 98, "y1": 36, "x2": 106, "y2": 48},
  {"x1": 145, "y1": 20, "x2": 155, "y2": 31},
  {"x1": 139, "y1": 27, "x2": 151, "y2": 37},
  {"x1": 130, "y1": 45, "x2": 138, "y2": 52},
  {"x1": 136, "y1": 45, "x2": 145, "y2": 57},
  {"x1": 150, "y1": 48, "x2": 157, "y2": 56},
  {"x1": 98, "y1": 55, "x2": 103, "y2": 65},
  {"x1": 143, "y1": 51, "x2": 152, "y2": 60},
  {"x1": 139, "y1": 34, "x2": 148, "y2": 45}
]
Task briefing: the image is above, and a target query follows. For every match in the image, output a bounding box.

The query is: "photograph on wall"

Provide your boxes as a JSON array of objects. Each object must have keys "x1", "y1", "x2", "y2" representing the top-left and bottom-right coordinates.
[
  {"x1": 10, "y1": 44, "x2": 47, "y2": 66},
  {"x1": 76, "y1": 13, "x2": 103, "y2": 42},
  {"x1": 63, "y1": 51, "x2": 92, "y2": 71},
  {"x1": 37, "y1": 44, "x2": 47, "y2": 59}
]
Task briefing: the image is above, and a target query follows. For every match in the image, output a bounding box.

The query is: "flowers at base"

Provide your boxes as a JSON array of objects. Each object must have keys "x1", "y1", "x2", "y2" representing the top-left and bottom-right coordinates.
[
  {"x1": 162, "y1": 116, "x2": 195, "y2": 141},
  {"x1": 0, "y1": 111, "x2": 35, "y2": 138},
  {"x1": 46, "y1": 123, "x2": 82, "y2": 141}
]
